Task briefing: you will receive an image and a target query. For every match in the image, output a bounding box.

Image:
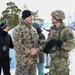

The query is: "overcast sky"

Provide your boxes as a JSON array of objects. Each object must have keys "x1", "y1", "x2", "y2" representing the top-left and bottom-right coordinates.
[{"x1": 0, "y1": 0, "x2": 75, "y2": 21}]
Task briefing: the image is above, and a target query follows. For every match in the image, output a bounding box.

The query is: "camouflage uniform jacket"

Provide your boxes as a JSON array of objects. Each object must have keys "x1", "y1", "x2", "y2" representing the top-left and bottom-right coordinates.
[
  {"x1": 47, "y1": 22, "x2": 75, "y2": 58},
  {"x1": 12, "y1": 20, "x2": 41, "y2": 67}
]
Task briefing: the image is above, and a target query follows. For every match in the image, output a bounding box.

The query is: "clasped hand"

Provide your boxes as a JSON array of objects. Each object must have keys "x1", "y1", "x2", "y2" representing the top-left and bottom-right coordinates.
[{"x1": 30, "y1": 48, "x2": 38, "y2": 55}]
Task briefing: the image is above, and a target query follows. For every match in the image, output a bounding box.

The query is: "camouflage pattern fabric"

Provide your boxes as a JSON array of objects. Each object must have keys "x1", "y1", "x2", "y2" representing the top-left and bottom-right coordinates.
[
  {"x1": 12, "y1": 20, "x2": 42, "y2": 75},
  {"x1": 47, "y1": 22, "x2": 75, "y2": 75},
  {"x1": 15, "y1": 61, "x2": 37, "y2": 75},
  {"x1": 50, "y1": 57, "x2": 69, "y2": 75}
]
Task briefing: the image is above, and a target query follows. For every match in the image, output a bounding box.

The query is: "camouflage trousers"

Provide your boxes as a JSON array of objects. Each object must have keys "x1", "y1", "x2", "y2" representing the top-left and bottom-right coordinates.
[
  {"x1": 15, "y1": 62, "x2": 37, "y2": 75},
  {"x1": 49, "y1": 57, "x2": 70, "y2": 75}
]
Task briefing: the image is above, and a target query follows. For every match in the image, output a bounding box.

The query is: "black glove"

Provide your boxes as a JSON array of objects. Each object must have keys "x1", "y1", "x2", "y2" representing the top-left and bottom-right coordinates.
[
  {"x1": 43, "y1": 39, "x2": 58, "y2": 54},
  {"x1": 49, "y1": 39, "x2": 63, "y2": 47},
  {"x1": 43, "y1": 47, "x2": 50, "y2": 54},
  {"x1": 43, "y1": 39, "x2": 63, "y2": 54},
  {"x1": 57, "y1": 40, "x2": 63, "y2": 47},
  {"x1": 43, "y1": 41, "x2": 51, "y2": 54}
]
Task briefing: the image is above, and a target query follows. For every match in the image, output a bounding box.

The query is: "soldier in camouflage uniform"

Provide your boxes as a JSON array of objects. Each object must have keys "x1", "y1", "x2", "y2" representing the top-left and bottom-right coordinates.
[
  {"x1": 12, "y1": 10, "x2": 44, "y2": 75},
  {"x1": 43, "y1": 10, "x2": 75, "y2": 75}
]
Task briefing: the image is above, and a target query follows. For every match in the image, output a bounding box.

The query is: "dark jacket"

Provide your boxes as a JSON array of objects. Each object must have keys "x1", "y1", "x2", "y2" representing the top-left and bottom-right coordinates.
[
  {"x1": 37, "y1": 27, "x2": 45, "y2": 63},
  {"x1": 0, "y1": 28, "x2": 14, "y2": 57}
]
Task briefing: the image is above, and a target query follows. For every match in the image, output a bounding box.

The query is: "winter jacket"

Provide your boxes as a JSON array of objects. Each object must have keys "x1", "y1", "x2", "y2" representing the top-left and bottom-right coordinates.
[
  {"x1": 0, "y1": 28, "x2": 14, "y2": 57},
  {"x1": 47, "y1": 22, "x2": 75, "y2": 58},
  {"x1": 12, "y1": 20, "x2": 41, "y2": 67}
]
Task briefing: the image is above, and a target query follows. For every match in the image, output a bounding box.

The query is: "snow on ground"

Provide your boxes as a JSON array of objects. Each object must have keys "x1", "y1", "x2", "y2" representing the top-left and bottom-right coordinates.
[{"x1": 69, "y1": 48, "x2": 75, "y2": 75}]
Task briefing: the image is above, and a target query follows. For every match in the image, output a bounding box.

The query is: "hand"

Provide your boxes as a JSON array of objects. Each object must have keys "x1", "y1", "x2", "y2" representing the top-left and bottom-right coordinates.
[
  {"x1": 43, "y1": 39, "x2": 63, "y2": 54},
  {"x1": 43, "y1": 48, "x2": 50, "y2": 54},
  {"x1": 43, "y1": 40, "x2": 53, "y2": 54},
  {"x1": 43, "y1": 39, "x2": 58, "y2": 54},
  {"x1": 57, "y1": 40, "x2": 63, "y2": 47},
  {"x1": 45, "y1": 39, "x2": 63, "y2": 48},
  {"x1": 30, "y1": 48, "x2": 37, "y2": 55},
  {"x1": 44, "y1": 39, "x2": 58, "y2": 48}
]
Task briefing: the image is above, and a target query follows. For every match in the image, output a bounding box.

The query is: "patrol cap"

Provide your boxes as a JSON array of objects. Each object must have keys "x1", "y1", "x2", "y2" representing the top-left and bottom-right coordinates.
[
  {"x1": 0, "y1": 22, "x2": 8, "y2": 29},
  {"x1": 22, "y1": 10, "x2": 32, "y2": 19},
  {"x1": 51, "y1": 10, "x2": 65, "y2": 20}
]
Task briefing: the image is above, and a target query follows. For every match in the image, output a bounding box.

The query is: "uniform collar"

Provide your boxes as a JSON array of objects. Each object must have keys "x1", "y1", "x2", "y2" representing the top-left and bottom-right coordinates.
[
  {"x1": 51, "y1": 22, "x2": 65, "y2": 30},
  {"x1": 19, "y1": 20, "x2": 32, "y2": 29}
]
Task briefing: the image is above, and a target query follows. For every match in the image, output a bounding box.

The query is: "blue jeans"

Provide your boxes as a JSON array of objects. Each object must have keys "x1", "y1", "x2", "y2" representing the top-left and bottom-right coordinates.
[{"x1": 37, "y1": 63, "x2": 44, "y2": 75}]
